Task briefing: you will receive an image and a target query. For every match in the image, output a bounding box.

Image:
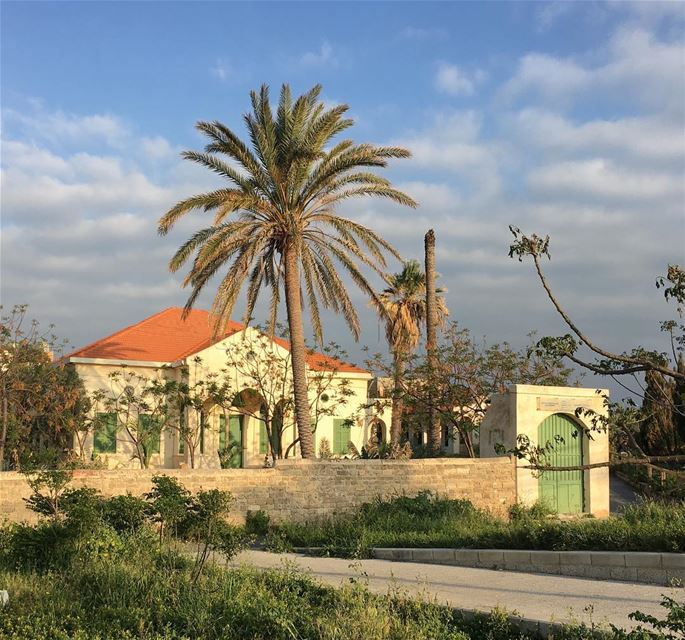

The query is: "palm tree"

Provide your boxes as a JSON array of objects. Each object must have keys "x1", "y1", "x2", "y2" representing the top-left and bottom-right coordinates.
[
  {"x1": 425, "y1": 229, "x2": 441, "y2": 454},
  {"x1": 372, "y1": 260, "x2": 447, "y2": 445},
  {"x1": 158, "y1": 84, "x2": 416, "y2": 458}
]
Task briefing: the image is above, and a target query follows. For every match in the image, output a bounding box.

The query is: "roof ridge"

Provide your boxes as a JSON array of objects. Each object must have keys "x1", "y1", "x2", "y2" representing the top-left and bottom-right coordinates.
[{"x1": 66, "y1": 307, "x2": 180, "y2": 359}]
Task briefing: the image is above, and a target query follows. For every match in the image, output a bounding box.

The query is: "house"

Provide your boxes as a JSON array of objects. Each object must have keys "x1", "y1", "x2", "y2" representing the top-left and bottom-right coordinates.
[{"x1": 65, "y1": 307, "x2": 382, "y2": 468}]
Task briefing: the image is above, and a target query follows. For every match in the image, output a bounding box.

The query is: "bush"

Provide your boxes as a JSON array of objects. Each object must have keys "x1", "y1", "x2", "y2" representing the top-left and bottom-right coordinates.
[
  {"x1": 272, "y1": 493, "x2": 685, "y2": 556},
  {"x1": 103, "y1": 493, "x2": 151, "y2": 534},
  {"x1": 245, "y1": 509, "x2": 270, "y2": 535}
]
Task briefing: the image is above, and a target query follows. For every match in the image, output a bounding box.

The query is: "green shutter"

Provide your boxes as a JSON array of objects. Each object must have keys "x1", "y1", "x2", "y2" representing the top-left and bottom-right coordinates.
[
  {"x1": 94, "y1": 413, "x2": 117, "y2": 454},
  {"x1": 228, "y1": 415, "x2": 243, "y2": 468},
  {"x1": 219, "y1": 414, "x2": 226, "y2": 452},
  {"x1": 178, "y1": 409, "x2": 185, "y2": 454},
  {"x1": 259, "y1": 420, "x2": 268, "y2": 455},
  {"x1": 333, "y1": 419, "x2": 351, "y2": 455},
  {"x1": 199, "y1": 411, "x2": 206, "y2": 455},
  {"x1": 138, "y1": 414, "x2": 161, "y2": 454}
]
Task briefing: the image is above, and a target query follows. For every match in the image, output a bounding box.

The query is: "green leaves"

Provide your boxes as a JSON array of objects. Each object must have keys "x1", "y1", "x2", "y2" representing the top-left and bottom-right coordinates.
[{"x1": 159, "y1": 83, "x2": 415, "y2": 343}]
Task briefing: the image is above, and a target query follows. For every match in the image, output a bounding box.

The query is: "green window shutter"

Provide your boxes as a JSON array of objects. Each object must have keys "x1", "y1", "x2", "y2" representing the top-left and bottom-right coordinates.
[
  {"x1": 259, "y1": 420, "x2": 268, "y2": 455},
  {"x1": 219, "y1": 414, "x2": 226, "y2": 452},
  {"x1": 138, "y1": 414, "x2": 161, "y2": 454},
  {"x1": 333, "y1": 419, "x2": 351, "y2": 455},
  {"x1": 94, "y1": 412, "x2": 117, "y2": 454},
  {"x1": 199, "y1": 411, "x2": 206, "y2": 455},
  {"x1": 178, "y1": 409, "x2": 185, "y2": 454}
]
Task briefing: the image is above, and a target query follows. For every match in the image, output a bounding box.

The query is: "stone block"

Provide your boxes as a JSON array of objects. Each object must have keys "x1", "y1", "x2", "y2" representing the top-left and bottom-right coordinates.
[
  {"x1": 503, "y1": 550, "x2": 531, "y2": 565},
  {"x1": 636, "y1": 568, "x2": 671, "y2": 585},
  {"x1": 589, "y1": 552, "x2": 625, "y2": 567},
  {"x1": 559, "y1": 551, "x2": 592, "y2": 566},
  {"x1": 411, "y1": 549, "x2": 435, "y2": 563},
  {"x1": 454, "y1": 549, "x2": 480, "y2": 565},
  {"x1": 478, "y1": 550, "x2": 505, "y2": 565},
  {"x1": 625, "y1": 553, "x2": 662, "y2": 569},
  {"x1": 431, "y1": 548, "x2": 457, "y2": 564},
  {"x1": 529, "y1": 551, "x2": 560, "y2": 566},
  {"x1": 663, "y1": 553, "x2": 685, "y2": 569}
]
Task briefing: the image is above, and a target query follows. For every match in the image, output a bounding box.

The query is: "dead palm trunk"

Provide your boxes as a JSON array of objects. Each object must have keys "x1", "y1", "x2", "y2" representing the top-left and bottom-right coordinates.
[
  {"x1": 283, "y1": 243, "x2": 315, "y2": 458},
  {"x1": 425, "y1": 230, "x2": 441, "y2": 455},
  {"x1": 390, "y1": 351, "x2": 405, "y2": 445}
]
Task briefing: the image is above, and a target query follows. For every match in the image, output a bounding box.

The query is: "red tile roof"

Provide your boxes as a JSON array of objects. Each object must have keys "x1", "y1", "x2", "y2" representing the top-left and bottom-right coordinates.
[{"x1": 66, "y1": 307, "x2": 368, "y2": 374}]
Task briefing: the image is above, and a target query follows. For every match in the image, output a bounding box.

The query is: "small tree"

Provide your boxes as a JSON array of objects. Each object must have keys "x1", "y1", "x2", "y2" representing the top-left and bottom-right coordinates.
[
  {"x1": 508, "y1": 227, "x2": 685, "y2": 469},
  {"x1": 223, "y1": 327, "x2": 356, "y2": 463},
  {"x1": 366, "y1": 323, "x2": 573, "y2": 457},
  {"x1": 173, "y1": 357, "x2": 233, "y2": 469},
  {"x1": 103, "y1": 369, "x2": 179, "y2": 468},
  {"x1": 0, "y1": 304, "x2": 86, "y2": 470}
]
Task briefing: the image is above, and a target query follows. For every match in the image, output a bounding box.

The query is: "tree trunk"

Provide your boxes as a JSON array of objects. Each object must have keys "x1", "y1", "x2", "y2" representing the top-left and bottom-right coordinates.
[
  {"x1": 390, "y1": 352, "x2": 405, "y2": 446},
  {"x1": 0, "y1": 382, "x2": 7, "y2": 471},
  {"x1": 283, "y1": 243, "x2": 314, "y2": 458},
  {"x1": 425, "y1": 229, "x2": 441, "y2": 455}
]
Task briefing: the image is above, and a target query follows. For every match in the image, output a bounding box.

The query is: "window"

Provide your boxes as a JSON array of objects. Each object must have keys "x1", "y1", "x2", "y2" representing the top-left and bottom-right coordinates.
[
  {"x1": 219, "y1": 414, "x2": 227, "y2": 452},
  {"x1": 138, "y1": 414, "x2": 161, "y2": 454},
  {"x1": 333, "y1": 419, "x2": 351, "y2": 455},
  {"x1": 178, "y1": 408, "x2": 185, "y2": 454},
  {"x1": 199, "y1": 411, "x2": 206, "y2": 455},
  {"x1": 93, "y1": 412, "x2": 117, "y2": 454}
]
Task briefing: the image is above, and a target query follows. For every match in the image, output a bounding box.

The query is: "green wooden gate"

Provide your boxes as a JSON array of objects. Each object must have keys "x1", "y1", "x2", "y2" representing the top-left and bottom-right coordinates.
[{"x1": 538, "y1": 414, "x2": 584, "y2": 514}]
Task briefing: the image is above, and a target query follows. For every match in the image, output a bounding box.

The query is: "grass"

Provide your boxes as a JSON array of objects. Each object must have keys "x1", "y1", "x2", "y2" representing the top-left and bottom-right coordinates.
[
  {"x1": 0, "y1": 534, "x2": 565, "y2": 640},
  {"x1": 1, "y1": 540, "x2": 681, "y2": 640},
  {"x1": 267, "y1": 492, "x2": 685, "y2": 557}
]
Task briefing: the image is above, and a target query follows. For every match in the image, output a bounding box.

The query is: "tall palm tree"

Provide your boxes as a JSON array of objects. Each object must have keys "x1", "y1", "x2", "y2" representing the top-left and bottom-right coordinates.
[
  {"x1": 158, "y1": 84, "x2": 416, "y2": 458},
  {"x1": 425, "y1": 229, "x2": 441, "y2": 454},
  {"x1": 372, "y1": 260, "x2": 447, "y2": 445}
]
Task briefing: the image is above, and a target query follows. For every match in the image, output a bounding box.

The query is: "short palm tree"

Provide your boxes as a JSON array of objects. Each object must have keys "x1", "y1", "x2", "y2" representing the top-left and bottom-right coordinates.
[
  {"x1": 371, "y1": 260, "x2": 448, "y2": 445},
  {"x1": 158, "y1": 84, "x2": 416, "y2": 458}
]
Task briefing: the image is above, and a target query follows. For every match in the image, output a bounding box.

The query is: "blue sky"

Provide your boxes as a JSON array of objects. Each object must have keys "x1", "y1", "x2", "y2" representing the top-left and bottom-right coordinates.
[{"x1": 1, "y1": 1, "x2": 684, "y2": 394}]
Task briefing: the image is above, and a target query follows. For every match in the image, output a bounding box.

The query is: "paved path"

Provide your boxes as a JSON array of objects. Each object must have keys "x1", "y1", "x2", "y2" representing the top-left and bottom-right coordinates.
[
  {"x1": 610, "y1": 474, "x2": 640, "y2": 513},
  {"x1": 231, "y1": 550, "x2": 679, "y2": 630}
]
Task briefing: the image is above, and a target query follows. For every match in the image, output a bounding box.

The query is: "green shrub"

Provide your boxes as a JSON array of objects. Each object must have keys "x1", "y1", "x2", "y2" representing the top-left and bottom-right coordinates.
[
  {"x1": 272, "y1": 493, "x2": 685, "y2": 555},
  {"x1": 245, "y1": 509, "x2": 270, "y2": 535},
  {"x1": 145, "y1": 475, "x2": 192, "y2": 540},
  {"x1": 103, "y1": 493, "x2": 151, "y2": 534}
]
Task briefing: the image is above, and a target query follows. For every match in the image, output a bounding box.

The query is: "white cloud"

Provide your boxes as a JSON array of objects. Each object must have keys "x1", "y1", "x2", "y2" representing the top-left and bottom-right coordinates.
[
  {"x1": 141, "y1": 136, "x2": 175, "y2": 160},
  {"x1": 435, "y1": 63, "x2": 485, "y2": 96},
  {"x1": 535, "y1": 1, "x2": 574, "y2": 32},
  {"x1": 510, "y1": 109, "x2": 685, "y2": 164},
  {"x1": 502, "y1": 27, "x2": 685, "y2": 113},
  {"x1": 210, "y1": 58, "x2": 233, "y2": 81},
  {"x1": 4, "y1": 107, "x2": 128, "y2": 146},
  {"x1": 297, "y1": 42, "x2": 337, "y2": 68},
  {"x1": 527, "y1": 158, "x2": 684, "y2": 204}
]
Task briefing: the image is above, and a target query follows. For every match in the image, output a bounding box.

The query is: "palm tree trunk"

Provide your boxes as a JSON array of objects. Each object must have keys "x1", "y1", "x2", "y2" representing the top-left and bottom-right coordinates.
[
  {"x1": 283, "y1": 243, "x2": 315, "y2": 458},
  {"x1": 425, "y1": 229, "x2": 441, "y2": 455},
  {"x1": 390, "y1": 352, "x2": 405, "y2": 446}
]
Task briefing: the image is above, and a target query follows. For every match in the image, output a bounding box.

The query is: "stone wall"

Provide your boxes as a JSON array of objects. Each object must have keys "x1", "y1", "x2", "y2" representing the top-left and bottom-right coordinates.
[{"x1": 0, "y1": 457, "x2": 516, "y2": 524}]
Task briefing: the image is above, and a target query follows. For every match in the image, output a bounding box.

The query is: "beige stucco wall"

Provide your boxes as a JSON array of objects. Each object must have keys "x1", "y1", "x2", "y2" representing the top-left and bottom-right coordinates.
[
  {"x1": 70, "y1": 329, "x2": 375, "y2": 469},
  {"x1": 0, "y1": 457, "x2": 517, "y2": 525},
  {"x1": 480, "y1": 384, "x2": 610, "y2": 517}
]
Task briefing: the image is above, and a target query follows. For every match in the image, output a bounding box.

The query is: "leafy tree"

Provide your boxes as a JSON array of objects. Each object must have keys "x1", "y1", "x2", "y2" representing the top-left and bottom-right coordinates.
[
  {"x1": 158, "y1": 84, "x2": 415, "y2": 458},
  {"x1": 366, "y1": 324, "x2": 573, "y2": 457},
  {"x1": 370, "y1": 260, "x2": 447, "y2": 445},
  {"x1": 223, "y1": 327, "x2": 356, "y2": 463},
  {"x1": 102, "y1": 370, "x2": 179, "y2": 469},
  {"x1": 508, "y1": 227, "x2": 685, "y2": 469},
  {"x1": 173, "y1": 357, "x2": 233, "y2": 469},
  {"x1": 0, "y1": 305, "x2": 86, "y2": 470}
]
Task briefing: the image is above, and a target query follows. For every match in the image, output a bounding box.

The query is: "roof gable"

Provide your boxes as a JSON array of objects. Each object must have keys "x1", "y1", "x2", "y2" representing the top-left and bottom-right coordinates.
[{"x1": 66, "y1": 308, "x2": 368, "y2": 375}]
